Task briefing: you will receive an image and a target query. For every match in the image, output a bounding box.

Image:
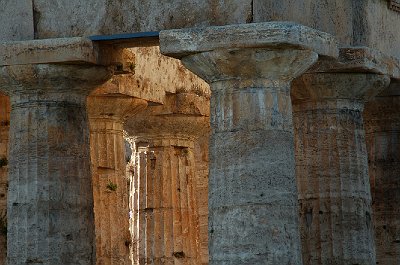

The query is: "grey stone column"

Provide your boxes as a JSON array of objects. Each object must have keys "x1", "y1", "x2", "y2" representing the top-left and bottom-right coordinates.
[
  {"x1": 0, "y1": 64, "x2": 112, "y2": 265},
  {"x1": 292, "y1": 73, "x2": 390, "y2": 265},
  {"x1": 160, "y1": 22, "x2": 338, "y2": 264},
  {"x1": 88, "y1": 94, "x2": 147, "y2": 265},
  {"x1": 0, "y1": 93, "x2": 10, "y2": 265},
  {"x1": 364, "y1": 81, "x2": 400, "y2": 264}
]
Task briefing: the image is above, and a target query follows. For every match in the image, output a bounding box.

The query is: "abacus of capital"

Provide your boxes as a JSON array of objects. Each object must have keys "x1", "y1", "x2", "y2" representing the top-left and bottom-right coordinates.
[{"x1": 0, "y1": 19, "x2": 399, "y2": 265}]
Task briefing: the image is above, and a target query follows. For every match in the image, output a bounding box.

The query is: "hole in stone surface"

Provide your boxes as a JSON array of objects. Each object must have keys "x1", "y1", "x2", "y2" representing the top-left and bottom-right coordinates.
[
  {"x1": 319, "y1": 211, "x2": 323, "y2": 214},
  {"x1": 173, "y1": 251, "x2": 185, "y2": 259}
]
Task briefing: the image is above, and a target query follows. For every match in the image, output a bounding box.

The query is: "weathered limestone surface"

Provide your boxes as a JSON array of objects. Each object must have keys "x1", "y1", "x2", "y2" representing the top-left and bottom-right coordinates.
[
  {"x1": 125, "y1": 92, "x2": 209, "y2": 265},
  {"x1": 0, "y1": 64, "x2": 112, "y2": 265},
  {"x1": 1, "y1": 0, "x2": 397, "y2": 60},
  {"x1": 31, "y1": 0, "x2": 252, "y2": 38},
  {"x1": 292, "y1": 73, "x2": 390, "y2": 264},
  {"x1": 0, "y1": 94, "x2": 10, "y2": 265},
  {"x1": 88, "y1": 92, "x2": 147, "y2": 265},
  {"x1": 253, "y1": 0, "x2": 400, "y2": 59},
  {"x1": 194, "y1": 133, "x2": 210, "y2": 265},
  {"x1": 364, "y1": 81, "x2": 400, "y2": 264},
  {"x1": 0, "y1": 0, "x2": 33, "y2": 41},
  {"x1": 160, "y1": 22, "x2": 338, "y2": 264}
]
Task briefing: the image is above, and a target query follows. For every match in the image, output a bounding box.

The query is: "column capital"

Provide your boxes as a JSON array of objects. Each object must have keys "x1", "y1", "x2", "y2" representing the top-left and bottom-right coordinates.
[
  {"x1": 88, "y1": 93, "x2": 147, "y2": 122},
  {"x1": 160, "y1": 22, "x2": 338, "y2": 86},
  {"x1": 125, "y1": 92, "x2": 210, "y2": 141},
  {"x1": 0, "y1": 64, "x2": 112, "y2": 99},
  {"x1": 292, "y1": 73, "x2": 390, "y2": 104}
]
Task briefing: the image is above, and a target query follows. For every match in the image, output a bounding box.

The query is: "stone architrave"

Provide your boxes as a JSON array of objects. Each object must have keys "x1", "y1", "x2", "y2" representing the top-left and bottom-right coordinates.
[
  {"x1": 292, "y1": 48, "x2": 394, "y2": 265},
  {"x1": 160, "y1": 22, "x2": 338, "y2": 264},
  {"x1": 88, "y1": 92, "x2": 147, "y2": 265},
  {"x1": 364, "y1": 81, "x2": 400, "y2": 264},
  {"x1": 0, "y1": 93, "x2": 10, "y2": 265},
  {"x1": 0, "y1": 38, "x2": 114, "y2": 265},
  {"x1": 125, "y1": 92, "x2": 209, "y2": 265}
]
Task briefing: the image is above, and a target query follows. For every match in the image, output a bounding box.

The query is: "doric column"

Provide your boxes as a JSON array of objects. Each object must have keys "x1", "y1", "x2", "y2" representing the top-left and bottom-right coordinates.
[
  {"x1": 0, "y1": 37, "x2": 115, "y2": 264},
  {"x1": 160, "y1": 22, "x2": 338, "y2": 264},
  {"x1": 0, "y1": 93, "x2": 10, "y2": 265},
  {"x1": 125, "y1": 92, "x2": 209, "y2": 265},
  {"x1": 364, "y1": 81, "x2": 400, "y2": 264},
  {"x1": 88, "y1": 93, "x2": 147, "y2": 265},
  {"x1": 292, "y1": 72, "x2": 390, "y2": 264}
]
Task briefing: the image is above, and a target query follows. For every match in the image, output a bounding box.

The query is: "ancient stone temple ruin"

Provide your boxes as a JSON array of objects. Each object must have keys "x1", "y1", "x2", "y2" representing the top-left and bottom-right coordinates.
[{"x1": 0, "y1": 1, "x2": 399, "y2": 265}]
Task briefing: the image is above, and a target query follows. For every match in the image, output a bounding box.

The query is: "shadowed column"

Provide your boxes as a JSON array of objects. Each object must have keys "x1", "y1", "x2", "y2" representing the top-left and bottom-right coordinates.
[
  {"x1": 0, "y1": 93, "x2": 10, "y2": 265},
  {"x1": 364, "y1": 81, "x2": 400, "y2": 264},
  {"x1": 160, "y1": 22, "x2": 338, "y2": 264},
  {"x1": 126, "y1": 92, "x2": 209, "y2": 265},
  {"x1": 0, "y1": 63, "x2": 112, "y2": 265},
  {"x1": 88, "y1": 93, "x2": 147, "y2": 265},
  {"x1": 292, "y1": 73, "x2": 390, "y2": 265}
]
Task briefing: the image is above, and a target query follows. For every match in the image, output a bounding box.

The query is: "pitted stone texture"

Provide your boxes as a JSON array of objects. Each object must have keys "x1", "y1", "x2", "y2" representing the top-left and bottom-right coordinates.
[
  {"x1": 160, "y1": 22, "x2": 338, "y2": 59},
  {"x1": 292, "y1": 73, "x2": 390, "y2": 265},
  {"x1": 0, "y1": 0, "x2": 33, "y2": 41},
  {"x1": 0, "y1": 94, "x2": 10, "y2": 265},
  {"x1": 125, "y1": 93, "x2": 209, "y2": 265},
  {"x1": 88, "y1": 93, "x2": 147, "y2": 265},
  {"x1": 364, "y1": 82, "x2": 400, "y2": 265},
  {"x1": 160, "y1": 22, "x2": 340, "y2": 264},
  {"x1": 0, "y1": 64, "x2": 112, "y2": 265},
  {"x1": 95, "y1": 47, "x2": 210, "y2": 105}
]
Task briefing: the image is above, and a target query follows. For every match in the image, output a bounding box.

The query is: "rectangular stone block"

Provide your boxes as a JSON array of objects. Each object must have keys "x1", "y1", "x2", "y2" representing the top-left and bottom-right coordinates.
[
  {"x1": 253, "y1": 0, "x2": 400, "y2": 60},
  {"x1": 0, "y1": 0, "x2": 34, "y2": 41}
]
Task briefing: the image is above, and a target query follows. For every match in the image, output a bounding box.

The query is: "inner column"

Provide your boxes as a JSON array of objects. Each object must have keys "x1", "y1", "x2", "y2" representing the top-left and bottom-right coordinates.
[
  {"x1": 160, "y1": 22, "x2": 338, "y2": 264},
  {"x1": 126, "y1": 92, "x2": 209, "y2": 265},
  {"x1": 364, "y1": 81, "x2": 400, "y2": 264},
  {"x1": 0, "y1": 64, "x2": 112, "y2": 265},
  {"x1": 88, "y1": 93, "x2": 147, "y2": 265},
  {"x1": 292, "y1": 73, "x2": 390, "y2": 264}
]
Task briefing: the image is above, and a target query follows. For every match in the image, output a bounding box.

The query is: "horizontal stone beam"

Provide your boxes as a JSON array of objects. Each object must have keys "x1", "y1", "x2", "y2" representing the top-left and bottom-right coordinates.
[
  {"x1": 309, "y1": 47, "x2": 400, "y2": 79},
  {"x1": 160, "y1": 22, "x2": 339, "y2": 59},
  {"x1": 0, "y1": 37, "x2": 99, "y2": 66}
]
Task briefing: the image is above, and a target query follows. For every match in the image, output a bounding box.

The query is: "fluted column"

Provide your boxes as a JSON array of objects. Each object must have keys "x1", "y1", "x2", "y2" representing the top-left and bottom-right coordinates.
[
  {"x1": 0, "y1": 93, "x2": 10, "y2": 265},
  {"x1": 0, "y1": 63, "x2": 112, "y2": 265},
  {"x1": 88, "y1": 94, "x2": 147, "y2": 265},
  {"x1": 364, "y1": 81, "x2": 400, "y2": 264},
  {"x1": 160, "y1": 22, "x2": 338, "y2": 264},
  {"x1": 126, "y1": 92, "x2": 209, "y2": 265},
  {"x1": 292, "y1": 73, "x2": 390, "y2": 264}
]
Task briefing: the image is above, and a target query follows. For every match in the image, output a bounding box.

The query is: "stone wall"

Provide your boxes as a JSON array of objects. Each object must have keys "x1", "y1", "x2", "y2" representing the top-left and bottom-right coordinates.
[{"x1": 1, "y1": 1, "x2": 399, "y2": 59}]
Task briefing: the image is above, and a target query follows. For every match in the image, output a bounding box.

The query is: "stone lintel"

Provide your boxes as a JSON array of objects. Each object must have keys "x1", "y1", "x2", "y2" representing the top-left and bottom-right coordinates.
[
  {"x1": 308, "y1": 47, "x2": 400, "y2": 79},
  {"x1": 0, "y1": 37, "x2": 100, "y2": 66},
  {"x1": 160, "y1": 22, "x2": 339, "y2": 59},
  {"x1": 125, "y1": 92, "x2": 210, "y2": 138}
]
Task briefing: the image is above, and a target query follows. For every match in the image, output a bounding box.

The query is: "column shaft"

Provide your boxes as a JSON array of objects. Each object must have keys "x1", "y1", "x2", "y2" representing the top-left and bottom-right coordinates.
[
  {"x1": 131, "y1": 137, "x2": 199, "y2": 265},
  {"x1": 7, "y1": 94, "x2": 94, "y2": 264},
  {"x1": 292, "y1": 73, "x2": 389, "y2": 264},
  {"x1": 0, "y1": 94, "x2": 9, "y2": 265},
  {"x1": 364, "y1": 86, "x2": 400, "y2": 264},
  {"x1": 88, "y1": 96, "x2": 147, "y2": 265},
  {"x1": 209, "y1": 81, "x2": 300, "y2": 264},
  {"x1": 0, "y1": 64, "x2": 112, "y2": 265}
]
